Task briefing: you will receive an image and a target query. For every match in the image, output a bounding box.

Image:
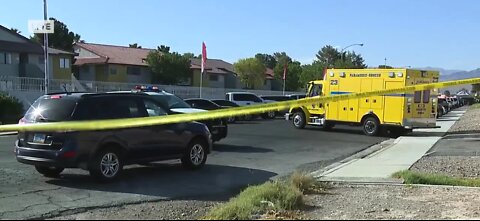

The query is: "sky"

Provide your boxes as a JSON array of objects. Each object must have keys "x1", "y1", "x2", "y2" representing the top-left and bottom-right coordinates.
[{"x1": 1, "y1": 0, "x2": 479, "y2": 71}]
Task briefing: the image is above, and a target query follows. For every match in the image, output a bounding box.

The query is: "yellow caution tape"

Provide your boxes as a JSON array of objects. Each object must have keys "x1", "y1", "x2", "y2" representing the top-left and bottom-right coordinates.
[{"x1": 1, "y1": 78, "x2": 480, "y2": 132}]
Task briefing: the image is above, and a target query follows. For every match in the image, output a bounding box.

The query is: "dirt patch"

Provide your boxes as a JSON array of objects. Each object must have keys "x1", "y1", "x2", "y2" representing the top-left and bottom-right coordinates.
[{"x1": 305, "y1": 184, "x2": 480, "y2": 220}]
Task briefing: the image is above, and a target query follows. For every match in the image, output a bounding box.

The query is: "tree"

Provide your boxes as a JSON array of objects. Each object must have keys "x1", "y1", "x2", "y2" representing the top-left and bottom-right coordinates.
[
  {"x1": 146, "y1": 46, "x2": 192, "y2": 85},
  {"x1": 316, "y1": 45, "x2": 341, "y2": 68},
  {"x1": 234, "y1": 58, "x2": 266, "y2": 89},
  {"x1": 300, "y1": 61, "x2": 325, "y2": 87},
  {"x1": 31, "y1": 18, "x2": 82, "y2": 51},
  {"x1": 183, "y1": 53, "x2": 201, "y2": 59},
  {"x1": 273, "y1": 52, "x2": 292, "y2": 67},
  {"x1": 255, "y1": 53, "x2": 277, "y2": 69},
  {"x1": 157, "y1": 45, "x2": 170, "y2": 53},
  {"x1": 315, "y1": 45, "x2": 367, "y2": 69},
  {"x1": 129, "y1": 43, "x2": 142, "y2": 48},
  {"x1": 378, "y1": 65, "x2": 394, "y2": 69},
  {"x1": 10, "y1": 28, "x2": 20, "y2": 34},
  {"x1": 275, "y1": 61, "x2": 302, "y2": 91}
]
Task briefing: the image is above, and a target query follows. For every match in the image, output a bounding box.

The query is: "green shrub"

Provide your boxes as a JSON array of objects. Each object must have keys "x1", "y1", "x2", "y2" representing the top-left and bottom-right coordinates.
[{"x1": 0, "y1": 94, "x2": 24, "y2": 124}]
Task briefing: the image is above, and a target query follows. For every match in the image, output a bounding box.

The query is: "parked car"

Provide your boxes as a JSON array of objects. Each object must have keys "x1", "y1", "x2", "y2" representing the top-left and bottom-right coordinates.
[
  {"x1": 285, "y1": 94, "x2": 307, "y2": 100},
  {"x1": 436, "y1": 104, "x2": 444, "y2": 118},
  {"x1": 210, "y1": 99, "x2": 247, "y2": 122},
  {"x1": 15, "y1": 92, "x2": 212, "y2": 181},
  {"x1": 134, "y1": 87, "x2": 228, "y2": 142},
  {"x1": 446, "y1": 97, "x2": 454, "y2": 110},
  {"x1": 225, "y1": 92, "x2": 276, "y2": 119},
  {"x1": 185, "y1": 98, "x2": 235, "y2": 123},
  {"x1": 260, "y1": 95, "x2": 291, "y2": 117},
  {"x1": 438, "y1": 98, "x2": 450, "y2": 113}
]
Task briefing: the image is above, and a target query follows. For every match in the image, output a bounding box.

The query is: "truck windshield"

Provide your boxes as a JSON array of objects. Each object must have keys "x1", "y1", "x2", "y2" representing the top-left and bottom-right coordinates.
[{"x1": 309, "y1": 84, "x2": 323, "y2": 97}]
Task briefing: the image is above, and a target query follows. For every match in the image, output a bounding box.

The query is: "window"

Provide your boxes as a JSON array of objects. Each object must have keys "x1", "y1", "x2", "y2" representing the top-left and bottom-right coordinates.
[
  {"x1": 0, "y1": 52, "x2": 5, "y2": 64},
  {"x1": 5, "y1": 53, "x2": 12, "y2": 64},
  {"x1": 38, "y1": 56, "x2": 45, "y2": 64},
  {"x1": 233, "y1": 94, "x2": 263, "y2": 102},
  {"x1": 414, "y1": 91, "x2": 422, "y2": 103},
  {"x1": 81, "y1": 65, "x2": 90, "y2": 73},
  {"x1": 423, "y1": 90, "x2": 431, "y2": 104},
  {"x1": 96, "y1": 97, "x2": 144, "y2": 119},
  {"x1": 143, "y1": 99, "x2": 167, "y2": 116},
  {"x1": 59, "y1": 58, "x2": 70, "y2": 69},
  {"x1": 110, "y1": 66, "x2": 117, "y2": 75},
  {"x1": 209, "y1": 74, "x2": 219, "y2": 81},
  {"x1": 309, "y1": 84, "x2": 323, "y2": 97},
  {"x1": 127, "y1": 66, "x2": 141, "y2": 75},
  {"x1": 0, "y1": 52, "x2": 12, "y2": 64}
]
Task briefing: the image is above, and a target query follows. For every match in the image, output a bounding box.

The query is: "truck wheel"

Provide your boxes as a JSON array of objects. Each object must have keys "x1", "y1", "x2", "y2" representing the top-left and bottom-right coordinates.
[
  {"x1": 89, "y1": 148, "x2": 124, "y2": 182},
  {"x1": 363, "y1": 117, "x2": 380, "y2": 136},
  {"x1": 35, "y1": 166, "x2": 64, "y2": 178},
  {"x1": 292, "y1": 112, "x2": 306, "y2": 129},
  {"x1": 322, "y1": 121, "x2": 335, "y2": 131}
]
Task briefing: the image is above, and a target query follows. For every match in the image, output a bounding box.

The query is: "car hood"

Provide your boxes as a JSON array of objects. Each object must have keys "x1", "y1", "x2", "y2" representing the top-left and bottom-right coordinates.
[{"x1": 170, "y1": 108, "x2": 207, "y2": 114}]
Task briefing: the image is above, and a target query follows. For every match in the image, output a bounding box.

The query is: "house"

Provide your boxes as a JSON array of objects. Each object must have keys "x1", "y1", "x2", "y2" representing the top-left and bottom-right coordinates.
[
  {"x1": 190, "y1": 58, "x2": 238, "y2": 88},
  {"x1": 73, "y1": 42, "x2": 152, "y2": 83},
  {"x1": 0, "y1": 25, "x2": 74, "y2": 80},
  {"x1": 72, "y1": 42, "x2": 282, "y2": 90}
]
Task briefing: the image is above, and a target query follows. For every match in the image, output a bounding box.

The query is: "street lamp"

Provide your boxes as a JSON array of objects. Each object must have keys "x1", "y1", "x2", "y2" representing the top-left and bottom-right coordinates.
[{"x1": 341, "y1": 43, "x2": 364, "y2": 61}]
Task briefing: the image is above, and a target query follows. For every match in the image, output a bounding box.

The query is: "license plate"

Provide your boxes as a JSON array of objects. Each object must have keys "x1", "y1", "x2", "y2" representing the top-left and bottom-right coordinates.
[{"x1": 32, "y1": 134, "x2": 46, "y2": 144}]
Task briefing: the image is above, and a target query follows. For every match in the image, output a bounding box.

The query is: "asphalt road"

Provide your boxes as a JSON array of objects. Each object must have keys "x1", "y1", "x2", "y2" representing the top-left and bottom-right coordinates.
[{"x1": 0, "y1": 119, "x2": 386, "y2": 219}]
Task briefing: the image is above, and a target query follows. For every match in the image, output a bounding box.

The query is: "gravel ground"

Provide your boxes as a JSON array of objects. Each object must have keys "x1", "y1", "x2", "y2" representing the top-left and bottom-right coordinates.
[
  {"x1": 49, "y1": 200, "x2": 217, "y2": 220},
  {"x1": 306, "y1": 184, "x2": 480, "y2": 220},
  {"x1": 447, "y1": 106, "x2": 480, "y2": 134},
  {"x1": 411, "y1": 156, "x2": 480, "y2": 178}
]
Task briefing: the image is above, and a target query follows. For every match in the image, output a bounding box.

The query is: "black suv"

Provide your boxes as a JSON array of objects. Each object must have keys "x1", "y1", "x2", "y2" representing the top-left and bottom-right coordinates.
[{"x1": 15, "y1": 92, "x2": 212, "y2": 181}]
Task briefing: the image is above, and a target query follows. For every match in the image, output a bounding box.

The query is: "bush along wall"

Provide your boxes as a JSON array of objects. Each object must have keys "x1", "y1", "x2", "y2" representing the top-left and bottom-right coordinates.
[{"x1": 0, "y1": 93, "x2": 24, "y2": 124}]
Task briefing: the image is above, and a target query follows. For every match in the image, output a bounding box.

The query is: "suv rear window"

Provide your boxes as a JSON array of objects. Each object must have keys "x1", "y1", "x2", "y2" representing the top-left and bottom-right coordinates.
[
  {"x1": 233, "y1": 94, "x2": 262, "y2": 102},
  {"x1": 24, "y1": 97, "x2": 77, "y2": 122}
]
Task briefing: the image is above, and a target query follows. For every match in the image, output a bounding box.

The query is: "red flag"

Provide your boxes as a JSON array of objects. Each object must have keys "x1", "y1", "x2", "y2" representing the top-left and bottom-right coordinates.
[
  {"x1": 283, "y1": 63, "x2": 288, "y2": 80},
  {"x1": 201, "y1": 42, "x2": 207, "y2": 73}
]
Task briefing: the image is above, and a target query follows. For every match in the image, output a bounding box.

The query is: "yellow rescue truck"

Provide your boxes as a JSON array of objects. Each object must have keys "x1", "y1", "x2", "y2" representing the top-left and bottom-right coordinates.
[{"x1": 286, "y1": 69, "x2": 440, "y2": 136}]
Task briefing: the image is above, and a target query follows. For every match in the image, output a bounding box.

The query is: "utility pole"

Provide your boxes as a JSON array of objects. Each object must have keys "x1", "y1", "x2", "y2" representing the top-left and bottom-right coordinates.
[
  {"x1": 43, "y1": 0, "x2": 49, "y2": 94},
  {"x1": 384, "y1": 57, "x2": 387, "y2": 67}
]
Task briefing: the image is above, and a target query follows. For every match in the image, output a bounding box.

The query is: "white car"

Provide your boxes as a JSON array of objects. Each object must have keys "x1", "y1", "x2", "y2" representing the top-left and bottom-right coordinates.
[{"x1": 225, "y1": 92, "x2": 276, "y2": 119}]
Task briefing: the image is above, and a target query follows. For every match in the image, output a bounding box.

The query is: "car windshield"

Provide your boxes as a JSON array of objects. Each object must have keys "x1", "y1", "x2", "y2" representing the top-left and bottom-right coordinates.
[
  {"x1": 24, "y1": 97, "x2": 77, "y2": 122},
  {"x1": 149, "y1": 94, "x2": 191, "y2": 109}
]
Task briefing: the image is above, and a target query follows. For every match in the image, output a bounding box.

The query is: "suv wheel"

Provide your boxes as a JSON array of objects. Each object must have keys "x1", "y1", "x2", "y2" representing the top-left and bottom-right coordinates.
[
  {"x1": 267, "y1": 111, "x2": 276, "y2": 119},
  {"x1": 181, "y1": 139, "x2": 208, "y2": 170},
  {"x1": 363, "y1": 117, "x2": 380, "y2": 136},
  {"x1": 293, "y1": 111, "x2": 306, "y2": 129},
  {"x1": 89, "y1": 148, "x2": 123, "y2": 182},
  {"x1": 35, "y1": 166, "x2": 64, "y2": 178}
]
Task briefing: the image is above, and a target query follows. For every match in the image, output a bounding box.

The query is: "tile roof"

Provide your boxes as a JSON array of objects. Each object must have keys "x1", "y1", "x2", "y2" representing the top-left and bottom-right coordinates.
[{"x1": 74, "y1": 42, "x2": 152, "y2": 66}]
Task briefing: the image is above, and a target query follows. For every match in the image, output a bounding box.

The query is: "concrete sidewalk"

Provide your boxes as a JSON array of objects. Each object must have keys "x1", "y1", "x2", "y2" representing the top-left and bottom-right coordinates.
[{"x1": 315, "y1": 110, "x2": 466, "y2": 183}]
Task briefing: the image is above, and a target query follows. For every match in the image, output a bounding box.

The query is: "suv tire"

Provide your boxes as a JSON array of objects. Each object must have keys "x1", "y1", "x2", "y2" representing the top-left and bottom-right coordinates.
[
  {"x1": 35, "y1": 166, "x2": 64, "y2": 178},
  {"x1": 89, "y1": 148, "x2": 124, "y2": 182},
  {"x1": 181, "y1": 139, "x2": 208, "y2": 170}
]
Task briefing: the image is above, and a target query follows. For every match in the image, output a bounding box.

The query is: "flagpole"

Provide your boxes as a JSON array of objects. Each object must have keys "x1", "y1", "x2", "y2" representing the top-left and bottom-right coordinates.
[
  {"x1": 43, "y1": 0, "x2": 49, "y2": 94},
  {"x1": 199, "y1": 70, "x2": 203, "y2": 98}
]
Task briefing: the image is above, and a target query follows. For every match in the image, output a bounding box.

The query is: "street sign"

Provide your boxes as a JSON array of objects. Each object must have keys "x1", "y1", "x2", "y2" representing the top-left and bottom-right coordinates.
[{"x1": 28, "y1": 20, "x2": 54, "y2": 34}]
